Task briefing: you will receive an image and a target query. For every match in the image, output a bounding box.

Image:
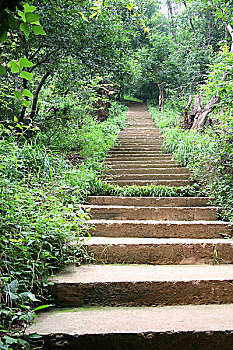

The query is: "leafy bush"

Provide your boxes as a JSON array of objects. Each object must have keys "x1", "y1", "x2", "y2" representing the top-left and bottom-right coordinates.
[
  {"x1": 149, "y1": 105, "x2": 233, "y2": 222},
  {"x1": 0, "y1": 102, "x2": 127, "y2": 348}
]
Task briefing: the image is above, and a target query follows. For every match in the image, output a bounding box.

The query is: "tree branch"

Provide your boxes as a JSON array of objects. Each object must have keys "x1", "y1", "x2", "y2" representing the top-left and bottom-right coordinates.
[
  {"x1": 29, "y1": 50, "x2": 58, "y2": 72},
  {"x1": 30, "y1": 72, "x2": 50, "y2": 119},
  {"x1": 227, "y1": 24, "x2": 233, "y2": 52}
]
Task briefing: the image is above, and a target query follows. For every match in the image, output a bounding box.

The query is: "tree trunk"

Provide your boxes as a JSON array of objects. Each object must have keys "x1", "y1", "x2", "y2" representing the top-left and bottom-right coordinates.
[
  {"x1": 30, "y1": 72, "x2": 50, "y2": 120},
  {"x1": 183, "y1": 12, "x2": 233, "y2": 131},
  {"x1": 183, "y1": 94, "x2": 193, "y2": 129},
  {"x1": 227, "y1": 24, "x2": 233, "y2": 52},
  {"x1": 191, "y1": 95, "x2": 220, "y2": 131},
  {"x1": 19, "y1": 78, "x2": 28, "y2": 123},
  {"x1": 166, "y1": 0, "x2": 177, "y2": 44},
  {"x1": 157, "y1": 83, "x2": 165, "y2": 112}
]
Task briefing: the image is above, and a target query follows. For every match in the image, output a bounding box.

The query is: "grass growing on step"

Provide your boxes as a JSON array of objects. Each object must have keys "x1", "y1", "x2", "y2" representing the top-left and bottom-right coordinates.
[
  {"x1": 88, "y1": 179, "x2": 203, "y2": 197},
  {"x1": 148, "y1": 104, "x2": 233, "y2": 222},
  {"x1": 124, "y1": 94, "x2": 143, "y2": 103}
]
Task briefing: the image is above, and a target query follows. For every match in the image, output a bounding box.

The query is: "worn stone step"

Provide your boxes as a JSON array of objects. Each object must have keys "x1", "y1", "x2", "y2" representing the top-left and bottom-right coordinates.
[
  {"x1": 108, "y1": 167, "x2": 189, "y2": 175},
  {"x1": 87, "y1": 219, "x2": 232, "y2": 238},
  {"x1": 106, "y1": 162, "x2": 180, "y2": 168},
  {"x1": 87, "y1": 196, "x2": 213, "y2": 207},
  {"x1": 25, "y1": 304, "x2": 233, "y2": 350},
  {"x1": 108, "y1": 150, "x2": 164, "y2": 155},
  {"x1": 105, "y1": 174, "x2": 190, "y2": 181},
  {"x1": 48, "y1": 264, "x2": 233, "y2": 307},
  {"x1": 83, "y1": 237, "x2": 233, "y2": 265},
  {"x1": 117, "y1": 138, "x2": 163, "y2": 141},
  {"x1": 111, "y1": 142, "x2": 164, "y2": 146},
  {"x1": 119, "y1": 133, "x2": 161, "y2": 136},
  {"x1": 120, "y1": 127, "x2": 158, "y2": 130},
  {"x1": 112, "y1": 147, "x2": 163, "y2": 151},
  {"x1": 84, "y1": 205, "x2": 217, "y2": 221},
  {"x1": 106, "y1": 179, "x2": 192, "y2": 186},
  {"x1": 117, "y1": 135, "x2": 163, "y2": 138},
  {"x1": 117, "y1": 139, "x2": 163, "y2": 142},
  {"x1": 105, "y1": 156, "x2": 174, "y2": 162},
  {"x1": 116, "y1": 141, "x2": 164, "y2": 145},
  {"x1": 119, "y1": 127, "x2": 159, "y2": 130},
  {"x1": 106, "y1": 154, "x2": 170, "y2": 159}
]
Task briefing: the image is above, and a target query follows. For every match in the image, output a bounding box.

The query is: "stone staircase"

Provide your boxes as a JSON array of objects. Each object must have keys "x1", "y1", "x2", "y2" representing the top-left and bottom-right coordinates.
[{"x1": 27, "y1": 102, "x2": 233, "y2": 349}]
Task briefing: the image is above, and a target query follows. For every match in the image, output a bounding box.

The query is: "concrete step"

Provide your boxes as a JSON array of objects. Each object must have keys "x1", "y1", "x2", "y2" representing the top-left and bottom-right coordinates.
[
  {"x1": 112, "y1": 147, "x2": 163, "y2": 151},
  {"x1": 108, "y1": 167, "x2": 189, "y2": 174},
  {"x1": 27, "y1": 302, "x2": 233, "y2": 349},
  {"x1": 117, "y1": 138, "x2": 164, "y2": 141},
  {"x1": 106, "y1": 179, "x2": 193, "y2": 186},
  {"x1": 106, "y1": 154, "x2": 170, "y2": 159},
  {"x1": 104, "y1": 174, "x2": 190, "y2": 181},
  {"x1": 116, "y1": 143, "x2": 164, "y2": 147},
  {"x1": 105, "y1": 156, "x2": 174, "y2": 162},
  {"x1": 83, "y1": 237, "x2": 233, "y2": 265},
  {"x1": 119, "y1": 133, "x2": 161, "y2": 137},
  {"x1": 87, "y1": 196, "x2": 213, "y2": 207},
  {"x1": 116, "y1": 140, "x2": 164, "y2": 144},
  {"x1": 87, "y1": 219, "x2": 232, "y2": 238},
  {"x1": 25, "y1": 304, "x2": 233, "y2": 350},
  {"x1": 106, "y1": 162, "x2": 181, "y2": 168},
  {"x1": 83, "y1": 205, "x2": 217, "y2": 221},
  {"x1": 48, "y1": 264, "x2": 233, "y2": 307},
  {"x1": 108, "y1": 151, "x2": 164, "y2": 155}
]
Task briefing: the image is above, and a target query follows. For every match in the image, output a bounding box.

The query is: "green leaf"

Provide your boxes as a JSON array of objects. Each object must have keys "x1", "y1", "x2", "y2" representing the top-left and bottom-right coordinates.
[
  {"x1": 90, "y1": 12, "x2": 98, "y2": 19},
  {"x1": 21, "y1": 99, "x2": 31, "y2": 107},
  {"x1": 7, "y1": 13, "x2": 18, "y2": 30},
  {"x1": 24, "y1": 4, "x2": 37, "y2": 13},
  {"x1": 18, "y1": 10, "x2": 26, "y2": 22},
  {"x1": 20, "y1": 23, "x2": 30, "y2": 37},
  {"x1": 34, "y1": 304, "x2": 53, "y2": 312},
  {"x1": 23, "y1": 89, "x2": 33, "y2": 98},
  {"x1": 0, "y1": 64, "x2": 6, "y2": 75},
  {"x1": 9, "y1": 60, "x2": 20, "y2": 73},
  {"x1": 20, "y1": 291, "x2": 38, "y2": 300},
  {"x1": 3, "y1": 336, "x2": 18, "y2": 345},
  {"x1": 14, "y1": 90, "x2": 22, "y2": 100},
  {"x1": 78, "y1": 12, "x2": 89, "y2": 22},
  {"x1": 19, "y1": 57, "x2": 34, "y2": 68},
  {"x1": 25, "y1": 13, "x2": 40, "y2": 24},
  {"x1": 14, "y1": 116, "x2": 18, "y2": 122},
  {"x1": 32, "y1": 25, "x2": 46, "y2": 35},
  {"x1": 16, "y1": 123, "x2": 23, "y2": 129},
  {"x1": 20, "y1": 71, "x2": 33, "y2": 81},
  {"x1": 0, "y1": 31, "x2": 7, "y2": 43},
  {"x1": 8, "y1": 279, "x2": 19, "y2": 293},
  {"x1": 127, "y1": 2, "x2": 134, "y2": 11}
]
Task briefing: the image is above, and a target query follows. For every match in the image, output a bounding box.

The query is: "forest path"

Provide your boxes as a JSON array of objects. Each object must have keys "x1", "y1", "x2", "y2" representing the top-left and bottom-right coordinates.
[{"x1": 27, "y1": 102, "x2": 233, "y2": 349}]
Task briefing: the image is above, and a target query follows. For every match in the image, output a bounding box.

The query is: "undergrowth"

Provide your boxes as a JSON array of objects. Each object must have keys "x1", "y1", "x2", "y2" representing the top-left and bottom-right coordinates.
[
  {"x1": 149, "y1": 104, "x2": 233, "y2": 222},
  {"x1": 0, "y1": 102, "x2": 127, "y2": 349}
]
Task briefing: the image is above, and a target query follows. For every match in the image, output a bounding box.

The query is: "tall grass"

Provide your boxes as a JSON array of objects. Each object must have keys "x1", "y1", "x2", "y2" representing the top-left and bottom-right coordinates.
[
  {"x1": 0, "y1": 102, "x2": 127, "y2": 345},
  {"x1": 149, "y1": 104, "x2": 233, "y2": 222}
]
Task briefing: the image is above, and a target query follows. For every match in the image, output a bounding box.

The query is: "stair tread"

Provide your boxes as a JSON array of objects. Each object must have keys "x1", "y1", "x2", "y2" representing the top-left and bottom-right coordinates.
[
  {"x1": 83, "y1": 205, "x2": 216, "y2": 209},
  {"x1": 82, "y1": 237, "x2": 232, "y2": 244},
  {"x1": 26, "y1": 304, "x2": 233, "y2": 335},
  {"x1": 51, "y1": 264, "x2": 233, "y2": 283},
  {"x1": 88, "y1": 219, "x2": 229, "y2": 224}
]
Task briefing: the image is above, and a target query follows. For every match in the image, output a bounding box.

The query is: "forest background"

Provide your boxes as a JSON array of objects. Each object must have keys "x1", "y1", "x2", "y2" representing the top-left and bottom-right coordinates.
[{"x1": 0, "y1": 0, "x2": 233, "y2": 348}]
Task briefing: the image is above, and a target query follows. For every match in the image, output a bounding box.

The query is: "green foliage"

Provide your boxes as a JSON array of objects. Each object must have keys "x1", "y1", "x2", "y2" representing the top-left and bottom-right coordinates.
[
  {"x1": 88, "y1": 179, "x2": 202, "y2": 197},
  {"x1": 0, "y1": 101, "x2": 127, "y2": 347},
  {"x1": 200, "y1": 46, "x2": 233, "y2": 111},
  {"x1": 149, "y1": 105, "x2": 233, "y2": 222}
]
